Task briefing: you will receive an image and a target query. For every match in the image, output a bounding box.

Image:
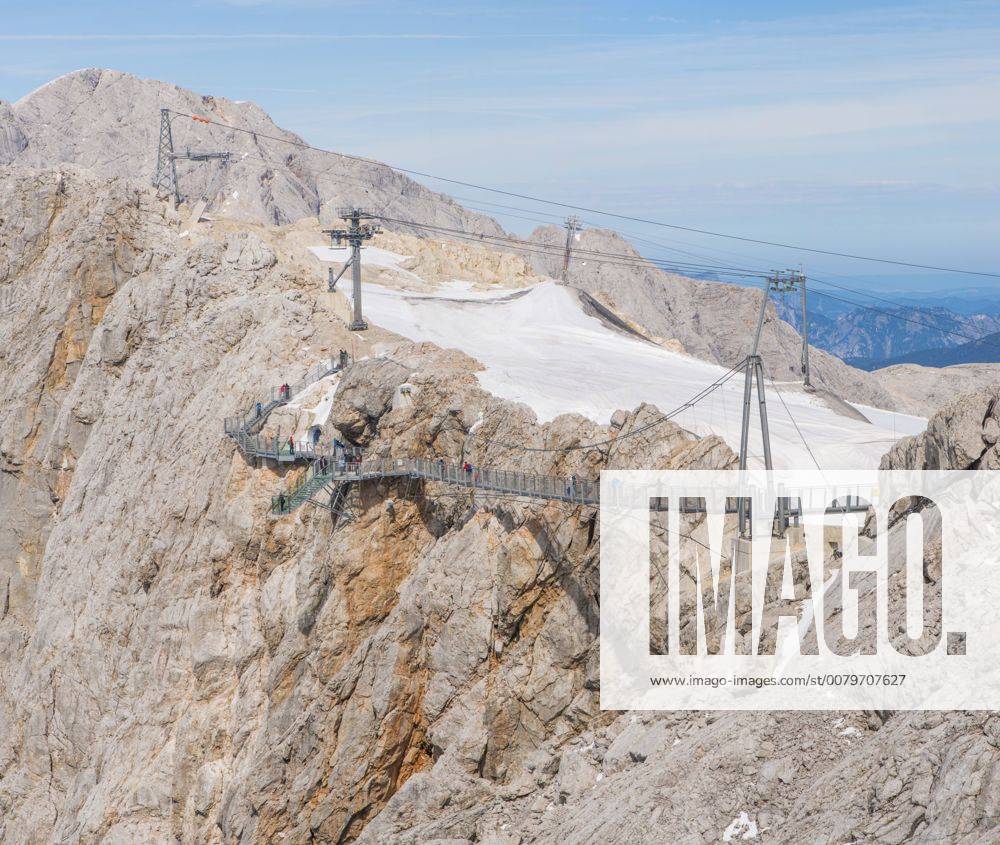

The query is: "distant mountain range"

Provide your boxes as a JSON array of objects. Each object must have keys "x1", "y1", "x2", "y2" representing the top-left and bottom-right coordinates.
[
  {"x1": 771, "y1": 297, "x2": 1000, "y2": 370},
  {"x1": 859, "y1": 330, "x2": 1000, "y2": 369}
]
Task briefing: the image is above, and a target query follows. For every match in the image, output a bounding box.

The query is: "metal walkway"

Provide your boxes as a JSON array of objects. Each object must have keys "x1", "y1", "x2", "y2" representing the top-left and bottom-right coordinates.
[
  {"x1": 223, "y1": 355, "x2": 596, "y2": 515},
  {"x1": 224, "y1": 353, "x2": 349, "y2": 462},
  {"x1": 271, "y1": 454, "x2": 598, "y2": 515}
]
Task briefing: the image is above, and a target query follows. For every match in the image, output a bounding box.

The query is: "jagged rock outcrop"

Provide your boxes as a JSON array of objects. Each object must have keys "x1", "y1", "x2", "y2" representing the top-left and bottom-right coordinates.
[
  {"x1": 2, "y1": 68, "x2": 501, "y2": 234},
  {"x1": 881, "y1": 383, "x2": 1000, "y2": 469}
]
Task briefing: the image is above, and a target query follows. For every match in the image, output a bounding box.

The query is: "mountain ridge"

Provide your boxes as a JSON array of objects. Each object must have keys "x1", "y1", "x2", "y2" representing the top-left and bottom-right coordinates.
[
  {"x1": 871, "y1": 329, "x2": 1000, "y2": 368},
  {"x1": 1, "y1": 67, "x2": 908, "y2": 413},
  {"x1": 1, "y1": 67, "x2": 502, "y2": 235}
]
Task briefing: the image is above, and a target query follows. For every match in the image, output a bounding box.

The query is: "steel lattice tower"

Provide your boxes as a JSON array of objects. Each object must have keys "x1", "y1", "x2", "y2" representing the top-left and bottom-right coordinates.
[
  {"x1": 153, "y1": 108, "x2": 180, "y2": 204},
  {"x1": 152, "y1": 109, "x2": 232, "y2": 208},
  {"x1": 736, "y1": 268, "x2": 814, "y2": 536}
]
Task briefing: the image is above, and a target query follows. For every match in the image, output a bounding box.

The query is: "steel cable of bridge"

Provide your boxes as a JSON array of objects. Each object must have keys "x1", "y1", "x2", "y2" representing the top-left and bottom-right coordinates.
[
  {"x1": 378, "y1": 222, "x2": 768, "y2": 283},
  {"x1": 448, "y1": 202, "x2": 773, "y2": 277},
  {"x1": 165, "y1": 108, "x2": 1000, "y2": 280},
  {"x1": 379, "y1": 216, "x2": 756, "y2": 274},
  {"x1": 445, "y1": 195, "x2": 780, "y2": 276}
]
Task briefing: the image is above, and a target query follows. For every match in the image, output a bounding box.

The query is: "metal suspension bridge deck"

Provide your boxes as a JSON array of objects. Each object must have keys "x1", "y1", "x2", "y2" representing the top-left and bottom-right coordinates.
[{"x1": 271, "y1": 454, "x2": 599, "y2": 515}]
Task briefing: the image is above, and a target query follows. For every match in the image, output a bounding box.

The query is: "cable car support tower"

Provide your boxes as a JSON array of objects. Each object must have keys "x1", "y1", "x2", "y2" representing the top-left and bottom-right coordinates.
[
  {"x1": 152, "y1": 109, "x2": 232, "y2": 208},
  {"x1": 561, "y1": 215, "x2": 582, "y2": 280},
  {"x1": 323, "y1": 208, "x2": 382, "y2": 331},
  {"x1": 738, "y1": 269, "x2": 812, "y2": 537}
]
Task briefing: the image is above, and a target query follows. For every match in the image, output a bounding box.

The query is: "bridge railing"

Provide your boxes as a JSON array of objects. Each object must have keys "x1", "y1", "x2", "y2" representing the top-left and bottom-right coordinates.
[
  {"x1": 410, "y1": 458, "x2": 598, "y2": 504},
  {"x1": 225, "y1": 355, "x2": 346, "y2": 442},
  {"x1": 271, "y1": 446, "x2": 365, "y2": 513},
  {"x1": 271, "y1": 452, "x2": 600, "y2": 514},
  {"x1": 265, "y1": 355, "x2": 342, "y2": 406},
  {"x1": 335, "y1": 455, "x2": 599, "y2": 505}
]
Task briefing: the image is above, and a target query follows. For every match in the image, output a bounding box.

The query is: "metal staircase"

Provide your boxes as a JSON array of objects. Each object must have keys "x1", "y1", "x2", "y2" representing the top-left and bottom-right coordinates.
[
  {"x1": 272, "y1": 459, "x2": 345, "y2": 514},
  {"x1": 224, "y1": 353, "x2": 348, "y2": 461}
]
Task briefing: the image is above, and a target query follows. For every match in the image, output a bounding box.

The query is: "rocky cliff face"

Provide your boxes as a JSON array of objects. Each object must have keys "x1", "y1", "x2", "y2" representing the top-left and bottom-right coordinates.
[
  {"x1": 0, "y1": 164, "x2": 729, "y2": 841},
  {"x1": 881, "y1": 383, "x2": 1000, "y2": 470},
  {"x1": 0, "y1": 163, "x2": 375, "y2": 841},
  {"x1": 1, "y1": 68, "x2": 501, "y2": 235},
  {"x1": 3, "y1": 164, "x2": 999, "y2": 845},
  {"x1": 0, "y1": 166, "x2": 173, "y2": 651}
]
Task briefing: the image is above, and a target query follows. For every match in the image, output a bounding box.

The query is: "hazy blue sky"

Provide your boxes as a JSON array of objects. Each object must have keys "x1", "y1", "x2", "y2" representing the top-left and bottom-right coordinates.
[{"x1": 2, "y1": 0, "x2": 999, "y2": 285}]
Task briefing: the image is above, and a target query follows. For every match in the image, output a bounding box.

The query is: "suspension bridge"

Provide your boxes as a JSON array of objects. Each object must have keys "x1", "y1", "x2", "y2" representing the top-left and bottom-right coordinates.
[{"x1": 223, "y1": 353, "x2": 599, "y2": 519}]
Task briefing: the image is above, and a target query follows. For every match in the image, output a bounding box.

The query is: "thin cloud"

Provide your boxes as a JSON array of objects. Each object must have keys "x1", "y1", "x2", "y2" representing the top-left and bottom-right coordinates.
[
  {"x1": 0, "y1": 32, "x2": 732, "y2": 42},
  {"x1": 0, "y1": 33, "x2": 476, "y2": 41}
]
